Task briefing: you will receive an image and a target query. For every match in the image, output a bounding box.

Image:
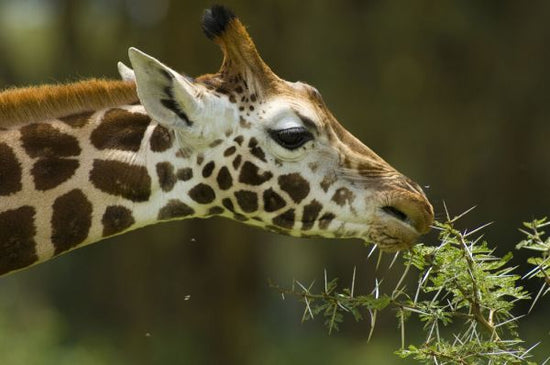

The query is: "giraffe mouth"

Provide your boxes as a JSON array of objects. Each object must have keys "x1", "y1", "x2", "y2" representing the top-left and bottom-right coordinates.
[
  {"x1": 381, "y1": 206, "x2": 412, "y2": 226},
  {"x1": 380, "y1": 196, "x2": 433, "y2": 235},
  {"x1": 370, "y1": 200, "x2": 433, "y2": 252}
]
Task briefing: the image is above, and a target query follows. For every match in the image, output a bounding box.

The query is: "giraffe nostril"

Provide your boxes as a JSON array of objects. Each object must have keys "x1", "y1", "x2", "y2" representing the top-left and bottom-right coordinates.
[{"x1": 381, "y1": 206, "x2": 409, "y2": 223}]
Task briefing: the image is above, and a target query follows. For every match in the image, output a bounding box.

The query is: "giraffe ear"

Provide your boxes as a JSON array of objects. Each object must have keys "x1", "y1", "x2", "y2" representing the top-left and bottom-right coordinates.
[
  {"x1": 128, "y1": 47, "x2": 201, "y2": 129},
  {"x1": 117, "y1": 62, "x2": 135, "y2": 82}
]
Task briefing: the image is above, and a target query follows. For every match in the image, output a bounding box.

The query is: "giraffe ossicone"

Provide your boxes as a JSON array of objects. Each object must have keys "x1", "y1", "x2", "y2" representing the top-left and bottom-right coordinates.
[{"x1": 0, "y1": 5, "x2": 433, "y2": 276}]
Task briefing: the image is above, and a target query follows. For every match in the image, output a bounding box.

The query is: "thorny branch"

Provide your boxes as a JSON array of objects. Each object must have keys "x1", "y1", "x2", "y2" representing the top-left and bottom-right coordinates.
[{"x1": 271, "y1": 209, "x2": 544, "y2": 364}]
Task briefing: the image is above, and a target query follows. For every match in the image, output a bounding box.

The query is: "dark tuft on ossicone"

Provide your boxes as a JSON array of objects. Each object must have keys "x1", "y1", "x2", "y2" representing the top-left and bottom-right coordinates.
[{"x1": 202, "y1": 5, "x2": 236, "y2": 40}]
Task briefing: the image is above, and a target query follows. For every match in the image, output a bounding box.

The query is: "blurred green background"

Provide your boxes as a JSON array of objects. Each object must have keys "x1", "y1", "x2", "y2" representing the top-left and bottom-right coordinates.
[{"x1": 1, "y1": 0, "x2": 549, "y2": 363}]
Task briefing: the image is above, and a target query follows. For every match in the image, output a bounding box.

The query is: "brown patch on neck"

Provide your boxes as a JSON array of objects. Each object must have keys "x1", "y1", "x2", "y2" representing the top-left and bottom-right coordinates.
[
  {"x1": 0, "y1": 79, "x2": 138, "y2": 127},
  {"x1": 90, "y1": 108, "x2": 151, "y2": 152}
]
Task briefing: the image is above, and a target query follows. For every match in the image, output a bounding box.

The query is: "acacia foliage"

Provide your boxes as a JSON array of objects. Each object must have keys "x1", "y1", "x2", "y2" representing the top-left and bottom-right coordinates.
[{"x1": 273, "y1": 209, "x2": 550, "y2": 364}]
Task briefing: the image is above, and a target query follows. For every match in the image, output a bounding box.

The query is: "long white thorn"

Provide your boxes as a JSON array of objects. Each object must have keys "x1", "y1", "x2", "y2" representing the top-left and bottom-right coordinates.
[
  {"x1": 367, "y1": 244, "x2": 378, "y2": 259},
  {"x1": 388, "y1": 252, "x2": 400, "y2": 270},
  {"x1": 350, "y1": 266, "x2": 356, "y2": 298}
]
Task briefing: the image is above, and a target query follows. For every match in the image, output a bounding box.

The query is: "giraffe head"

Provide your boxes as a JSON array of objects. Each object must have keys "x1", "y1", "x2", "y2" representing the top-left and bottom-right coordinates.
[{"x1": 126, "y1": 6, "x2": 434, "y2": 252}]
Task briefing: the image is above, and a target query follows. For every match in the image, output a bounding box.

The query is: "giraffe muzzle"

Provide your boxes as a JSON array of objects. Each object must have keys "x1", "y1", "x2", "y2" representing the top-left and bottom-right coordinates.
[{"x1": 371, "y1": 190, "x2": 434, "y2": 252}]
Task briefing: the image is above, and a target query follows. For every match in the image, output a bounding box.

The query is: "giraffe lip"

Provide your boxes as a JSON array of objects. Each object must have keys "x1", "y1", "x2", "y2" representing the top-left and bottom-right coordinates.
[
  {"x1": 380, "y1": 206, "x2": 416, "y2": 231},
  {"x1": 381, "y1": 206, "x2": 409, "y2": 223},
  {"x1": 371, "y1": 205, "x2": 424, "y2": 252}
]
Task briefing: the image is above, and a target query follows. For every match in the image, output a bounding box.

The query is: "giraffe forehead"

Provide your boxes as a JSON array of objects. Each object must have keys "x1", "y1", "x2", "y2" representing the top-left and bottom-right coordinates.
[{"x1": 197, "y1": 71, "x2": 324, "y2": 132}]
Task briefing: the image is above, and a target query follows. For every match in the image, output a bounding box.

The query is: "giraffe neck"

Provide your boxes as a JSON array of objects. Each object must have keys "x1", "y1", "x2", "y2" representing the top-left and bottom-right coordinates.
[{"x1": 0, "y1": 104, "x2": 207, "y2": 275}]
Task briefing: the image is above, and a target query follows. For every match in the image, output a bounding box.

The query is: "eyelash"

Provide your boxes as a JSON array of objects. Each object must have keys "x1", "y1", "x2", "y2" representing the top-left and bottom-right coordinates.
[{"x1": 269, "y1": 127, "x2": 314, "y2": 150}]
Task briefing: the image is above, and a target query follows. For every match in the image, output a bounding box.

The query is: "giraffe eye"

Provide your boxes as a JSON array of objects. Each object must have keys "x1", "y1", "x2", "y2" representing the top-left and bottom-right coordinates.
[{"x1": 269, "y1": 127, "x2": 314, "y2": 150}]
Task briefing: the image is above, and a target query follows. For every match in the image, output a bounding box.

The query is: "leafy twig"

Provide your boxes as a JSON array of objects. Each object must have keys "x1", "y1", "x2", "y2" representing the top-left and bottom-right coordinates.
[{"x1": 271, "y1": 209, "x2": 541, "y2": 364}]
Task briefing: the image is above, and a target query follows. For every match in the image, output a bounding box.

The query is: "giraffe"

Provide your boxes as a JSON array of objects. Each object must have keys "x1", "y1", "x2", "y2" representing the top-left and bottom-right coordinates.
[{"x1": 0, "y1": 6, "x2": 434, "y2": 276}]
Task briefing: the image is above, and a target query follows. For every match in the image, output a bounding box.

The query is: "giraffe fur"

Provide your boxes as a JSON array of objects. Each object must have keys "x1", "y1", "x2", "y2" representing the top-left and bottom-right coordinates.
[{"x1": 0, "y1": 6, "x2": 434, "y2": 276}]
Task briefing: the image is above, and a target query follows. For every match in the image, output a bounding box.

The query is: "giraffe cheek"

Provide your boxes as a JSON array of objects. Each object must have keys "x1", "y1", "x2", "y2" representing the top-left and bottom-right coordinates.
[
  {"x1": 216, "y1": 166, "x2": 233, "y2": 190},
  {"x1": 301, "y1": 200, "x2": 323, "y2": 231},
  {"x1": 263, "y1": 188, "x2": 286, "y2": 212},
  {"x1": 278, "y1": 173, "x2": 310, "y2": 204},
  {"x1": 272, "y1": 209, "x2": 295, "y2": 230},
  {"x1": 188, "y1": 183, "x2": 216, "y2": 204},
  {"x1": 234, "y1": 190, "x2": 258, "y2": 213}
]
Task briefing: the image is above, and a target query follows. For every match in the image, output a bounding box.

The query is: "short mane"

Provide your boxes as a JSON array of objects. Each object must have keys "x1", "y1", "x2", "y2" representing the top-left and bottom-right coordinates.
[{"x1": 0, "y1": 79, "x2": 139, "y2": 126}]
